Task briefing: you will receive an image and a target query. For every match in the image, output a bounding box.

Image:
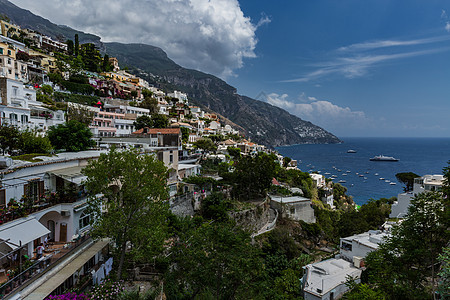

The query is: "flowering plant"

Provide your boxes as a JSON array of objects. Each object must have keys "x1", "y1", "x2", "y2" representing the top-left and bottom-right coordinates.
[
  {"x1": 39, "y1": 112, "x2": 53, "y2": 119},
  {"x1": 46, "y1": 292, "x2": 90, "y2": 300},
  {"x1": 89, "y1": 279, "x2": 125, "y2": 300}
]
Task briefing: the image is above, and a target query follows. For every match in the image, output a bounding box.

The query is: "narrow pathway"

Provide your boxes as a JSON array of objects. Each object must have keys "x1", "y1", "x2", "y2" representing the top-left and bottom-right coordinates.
[{"x1": 252, "y1": 208, "x2": 278, "y2": 238}]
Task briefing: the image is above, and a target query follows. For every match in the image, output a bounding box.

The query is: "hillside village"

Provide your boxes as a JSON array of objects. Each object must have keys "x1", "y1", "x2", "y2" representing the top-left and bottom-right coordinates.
[{"x1": 0, "y1": 17, "x2": 449, "y2": 300}]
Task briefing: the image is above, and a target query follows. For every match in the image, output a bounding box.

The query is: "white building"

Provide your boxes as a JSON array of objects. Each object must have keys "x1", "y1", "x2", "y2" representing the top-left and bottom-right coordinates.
[
  {"x1": 310, "y1": 173, "x2": 326, "y2": 188},
  {"x1": 167, "y1": 90, "x2": 188, "y2": 103},
  {"x1": 339, "y1": 230, "x2": 389, "y2": 263},
  {"x1": 390, "y1": 174, "x2": 444, "y2": 218},
  {"x1": 302, "y1": 258, "x2": 362, "y2": 300},
  {"x1": 0, "y1": 78, "x2": 65, "y2": 131},
  {"x1": 269, "y1": 195, "x2": 316, "y2": 223},
  {"x1": 0, "y1": 151, "x2": 111, "y2": 298}
]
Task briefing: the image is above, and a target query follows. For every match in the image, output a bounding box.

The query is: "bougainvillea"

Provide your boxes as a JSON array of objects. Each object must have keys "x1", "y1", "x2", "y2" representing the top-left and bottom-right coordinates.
[{"x1": 46, "y1": 292, "x2": 90, "y2": 300}]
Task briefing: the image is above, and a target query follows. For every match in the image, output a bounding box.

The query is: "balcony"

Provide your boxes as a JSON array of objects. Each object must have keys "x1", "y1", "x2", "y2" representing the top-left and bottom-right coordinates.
[
  {"x1": 0, "y1": 189, "x2": 87, "y2": 227},
  {"x1": 0, "y1": 234, "x2": 91, "y2": 298}
]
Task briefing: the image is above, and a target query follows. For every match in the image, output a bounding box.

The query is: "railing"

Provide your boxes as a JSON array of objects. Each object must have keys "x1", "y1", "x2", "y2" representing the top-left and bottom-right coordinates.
[
  {"x1": 0, "y1": 192, "x2": 87, "y2": 226},
  {"x1": 0, "y1": 235, "x2": 91, "y2": 299}
]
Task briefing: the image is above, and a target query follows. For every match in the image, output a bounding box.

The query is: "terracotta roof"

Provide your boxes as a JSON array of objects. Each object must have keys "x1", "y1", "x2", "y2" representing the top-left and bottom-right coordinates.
[
  {"x1": 132, "y1": 127, "x2": 180, "y2": 135},
  {"x1": 223, "y1": 139, "x2": 237, "y2": 145}
]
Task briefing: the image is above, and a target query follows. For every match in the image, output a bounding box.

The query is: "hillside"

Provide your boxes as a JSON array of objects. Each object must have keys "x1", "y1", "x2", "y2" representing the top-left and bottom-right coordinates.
[
  {"x1": 0, "y1": 1, "x2": 341, "y2": 147},
  {"x1": 105, "y1": 43, "x2": 341, "y2": 146}
]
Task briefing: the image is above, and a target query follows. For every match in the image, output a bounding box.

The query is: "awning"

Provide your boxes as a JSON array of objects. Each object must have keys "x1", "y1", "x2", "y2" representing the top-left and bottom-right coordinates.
[
  {"x1": 0, "y1": 218, "x2": 50, "y2": 250},
  {"x1": 49, "y1": 166, "x2": 87, "y2": 185}
]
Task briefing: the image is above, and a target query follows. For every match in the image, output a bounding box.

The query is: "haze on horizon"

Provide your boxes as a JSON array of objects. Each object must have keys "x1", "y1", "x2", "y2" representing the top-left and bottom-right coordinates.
[{"x1": 10, "y1": 0, "x2": 450, "y2": 138}]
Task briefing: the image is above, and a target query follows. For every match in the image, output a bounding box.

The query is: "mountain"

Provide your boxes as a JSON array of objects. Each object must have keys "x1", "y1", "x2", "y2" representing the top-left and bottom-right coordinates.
[
  {"x1": 0, "y1": 1, "x2": 341, "y2": 147},
  {"x1": 104, "y1": 43, "x2": 341, "y2": 146}
]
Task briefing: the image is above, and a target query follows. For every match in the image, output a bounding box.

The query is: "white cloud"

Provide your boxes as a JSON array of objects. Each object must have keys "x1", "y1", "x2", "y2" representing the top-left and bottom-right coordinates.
[
  {"x1": 337, "y1": 36, "x2": 450, "y2": 52},
  {"x1": 283, "y1": 44, "x2": 450, "y2": 82},
  {"x1": 265, "y1": 93, "x2": 370, "y2": 133},
  {"x1": 10, "y1": 0, "x2": 261, "y2": 78}
]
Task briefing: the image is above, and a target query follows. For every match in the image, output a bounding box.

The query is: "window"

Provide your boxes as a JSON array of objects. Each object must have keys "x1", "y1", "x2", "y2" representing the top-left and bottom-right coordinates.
[
  {"x1": 0, "y1": 189, "x2": 5, "y2": 207},
  {"x1": 21, "y1": 115, "x2": 28, "y2": 123},
  {"x1": 7, "y1": 50, "x2": 11, "y2": 56},
  {"x1": 341, "y1": 241, "x2": 352, "y2": 252},
  {"x1": 0, "y1": 48, "x2": 3, "y2": 54},
  {"x1": 24, "y1": 180, "x2": 44, "y2": 202},
  {"x1": 79, "y1": 211, "x2": 90, "y2": 229}
]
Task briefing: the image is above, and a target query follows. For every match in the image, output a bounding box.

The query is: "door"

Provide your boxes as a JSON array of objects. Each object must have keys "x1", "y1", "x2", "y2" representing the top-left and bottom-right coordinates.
[
  {"x1": 59, "y1": 223, "x2": 67, "y2": 242},
  {"x1": 47, "y1": 220, "x2": 55, "y2": 241}
]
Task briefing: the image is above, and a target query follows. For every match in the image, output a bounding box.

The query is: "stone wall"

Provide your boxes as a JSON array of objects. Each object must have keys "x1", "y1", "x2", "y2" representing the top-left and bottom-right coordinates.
[{"x1": 228, "y1": 199, "x2": 271, "y2": 233}]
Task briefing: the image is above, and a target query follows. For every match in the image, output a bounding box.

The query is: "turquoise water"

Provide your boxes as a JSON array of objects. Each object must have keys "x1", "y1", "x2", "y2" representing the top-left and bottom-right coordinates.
[{"x1": 276, "y1": 137, "x2": 450, "y2": 205}]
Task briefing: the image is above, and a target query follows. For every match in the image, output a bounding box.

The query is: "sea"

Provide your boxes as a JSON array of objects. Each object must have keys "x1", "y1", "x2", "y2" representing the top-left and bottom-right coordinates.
[{"x1": 276, "y1": 137, "x2": 450, "y2": 205}]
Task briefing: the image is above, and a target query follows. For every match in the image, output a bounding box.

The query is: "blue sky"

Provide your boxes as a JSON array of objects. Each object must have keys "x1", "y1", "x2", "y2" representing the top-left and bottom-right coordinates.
[
  {"x1": 10, "y1": 0, "x2": 450, "y2": 137},
  {"x1": 227, "y1": 0, "x2": 450, "y2": 137}
]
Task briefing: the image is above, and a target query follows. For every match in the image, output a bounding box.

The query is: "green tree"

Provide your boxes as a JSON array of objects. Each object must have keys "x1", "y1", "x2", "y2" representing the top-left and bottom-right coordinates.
[
  {"x1": 0, "y1": 124, "x2": 20, "y2": 154},
  {"x1": 102, "y1": 54, "x2": 110, "y2": 71},
  {"x1": 151, "y1": 113, "x2": 168, "y2": 128},
  {"x1": 437, "y1": 247, "x2": 450, "y2": 299},
  {"x1": 47, "y1": 120, "x2": 95, "y2": 152},
  {"x1": 40, "y1": 84, "x2": 54, "y2": 96},
  {"x1": 193, "y1": 138, "x2": 217, "y2": 152},
  {"x1": 79, "y1": 43, "x2": 102, "y2": 72},
  {"x1": 18, "y1": 130, "x2": 52, "y2": 154},
  {"x1": 133, "y1": 115, "x2": 153, "y2": 131},
  {"x1": 74, "y1": 34, "x2": 79, "y2": 56},
  {"x1": 139, "y1": 97, "x2": 158, "y2": 114},
  {"x1": 395, "y1": 172, "x2": 419, "y2": 192},
  {"x1": 227, "y1": 146, "x2": 241, "y2": 159},
  {"x1": 180, "y1": 127, "x2": 189, "y2": 143},
  {"x1": 67, "y1": 103, "x2": 95, "y2": 125},
  {"x1": 200, "y1": 192, "x2": 231, "y2": 221},
  {"x1": 365, "y1": 191, "x2": 448, "y2": 299},
  {"x1": 283, "y1": 156, "x2": 292, "y2": 168},
  {"x1": 82, "y1": 148, "x2": 170, "y2": 279},
  {"x1": 164, "y1": 221, "x2": 264, "y2": 299},
  {"x1": 67, "y1": 39, "x2": 74, "y2": 56},
  {"x1": 233, "y1": 152, "x2": 278, "y2": 200}
]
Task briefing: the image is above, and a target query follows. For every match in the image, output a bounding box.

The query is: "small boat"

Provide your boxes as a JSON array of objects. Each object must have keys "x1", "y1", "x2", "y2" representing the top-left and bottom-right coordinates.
[
  {"x1": 346, "y1": 170, "x2": 351, "y2": 173},
  {"x1": 374, "y1": 173, "x2": 379, "y2": 176},
  {"x1": 338, "y1": 180, "x2": 346, "y2": 183},
  {"x1": 325, "y1": 172, "x2": 331, "y2": 175},
  {"x1": 365, "y1": 171, "x2": 369, "y2": 174},
  {"x1": 359, "y1": 174, "x2": 364, "y2": 177},
  {"x1": 342, "y1": 173, "x2": 347, "y2": 176},
  {"x1": 364, "y1": 177, "x2": 368, "y2": 179},
  {"x1": 347, "y1": 149, "x2": 357, "y2": 153},
  {"x1": 370, "y1": 155, "x2": 399, "y2": 162},
  {"x1": 385, "y1": 180, "x2": 390, "y2": 183},
  {"x1": 390, "y1": 182, "x2": 396, "y2": 185},
  {"x1": 379, "y1": 178, "x2": 385, "y2": 180}
]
